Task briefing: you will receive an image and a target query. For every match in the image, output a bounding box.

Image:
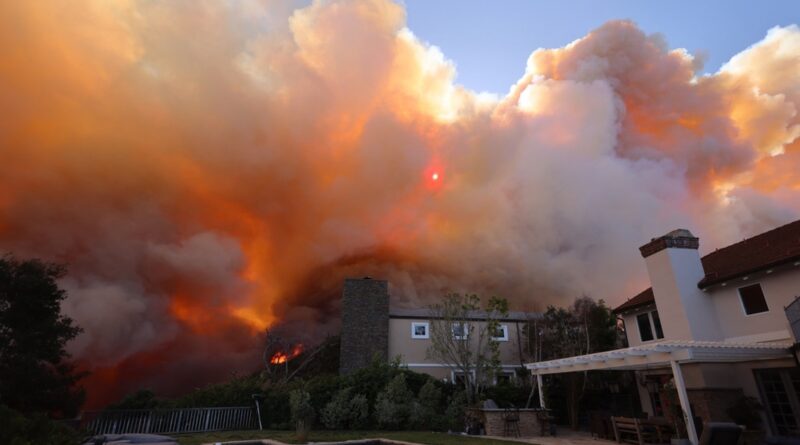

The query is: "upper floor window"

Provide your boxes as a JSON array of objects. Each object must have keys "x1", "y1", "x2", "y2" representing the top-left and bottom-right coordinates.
[
  {"x1": 491, "y1": 324, "x2": 509, "y2": 341},
  {"x1": 739, "y1": 283, "x2": 769, "y2": 315},
  {"x1": 452, "y1": 322, "x2": 468, "y2": 340},
  {"x1": 411, "y1": 322, "x2": 429, "y2": 339},
  {"x1": 637, "y1": 310, "x2": 664, "y2": 342}
]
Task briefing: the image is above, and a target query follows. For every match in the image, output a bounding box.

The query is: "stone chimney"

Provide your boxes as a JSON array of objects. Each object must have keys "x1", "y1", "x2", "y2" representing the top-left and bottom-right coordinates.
[
  {"x1": 640, "y1": 229, "x2": 722, "y2": 341},
  {"x1": 339, "y1": 277, "x2": 389, "y2": 374}
]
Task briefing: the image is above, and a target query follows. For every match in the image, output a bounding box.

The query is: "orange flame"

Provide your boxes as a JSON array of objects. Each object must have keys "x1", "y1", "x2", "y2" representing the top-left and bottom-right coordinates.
[{"x1": 269, "y1": 344, "x2": 304, "y2": 365}]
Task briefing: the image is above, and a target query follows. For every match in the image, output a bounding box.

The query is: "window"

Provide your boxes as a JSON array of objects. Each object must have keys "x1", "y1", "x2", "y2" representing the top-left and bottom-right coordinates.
[
  {"x1": 651, "y1": 311, "x2": 664, "y2": 339},
  {"x1": 411, "y1": 322, "x2": 429, "y2": 339},
  {"x1": 491, "y1": 324, "x2": 509, "y2": 341},
  {"x1": 637, "y1": 310, "x2": 664, "y2": 342},
  {"x1": 755, "y1": 368, "x2": 800, "y2": 435},
  {"x1": 495, "y1": 372, "x2": 514, "y2": 385},
  {"x1": 452, "y1": 322, "x2": 468, "y2": 340},
  {"x1": 452, "y1": 371, "x2": 474, "y2": 386},
  {"x1": 740, "y1": 283, "x2": 769, "y2": 315},
  {"x1": 637, "y1": 313, "x2": 654, "y2": 342}
]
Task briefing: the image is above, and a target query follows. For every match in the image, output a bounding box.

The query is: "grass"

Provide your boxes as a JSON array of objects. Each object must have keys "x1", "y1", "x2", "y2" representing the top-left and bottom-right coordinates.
[{"x1": 174, "y1": 430, "x2": 533, "y2": 445}]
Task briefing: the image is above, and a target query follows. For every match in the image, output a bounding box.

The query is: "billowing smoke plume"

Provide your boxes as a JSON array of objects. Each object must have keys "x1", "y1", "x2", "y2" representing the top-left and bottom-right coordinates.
[{"x1": 1, "y1": 0, "x2": 798, "y2": 405}]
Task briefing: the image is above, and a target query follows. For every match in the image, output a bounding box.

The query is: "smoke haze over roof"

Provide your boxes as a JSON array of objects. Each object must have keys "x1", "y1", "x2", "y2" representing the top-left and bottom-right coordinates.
[{"x1": 0, "y1": 0, "x2": 798, "y2": 406}]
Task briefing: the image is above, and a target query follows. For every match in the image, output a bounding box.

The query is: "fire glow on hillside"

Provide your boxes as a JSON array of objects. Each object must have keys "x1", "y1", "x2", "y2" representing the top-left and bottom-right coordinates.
[{"x1": 0, "y1": 1, "x2": 798, "y2": 406}]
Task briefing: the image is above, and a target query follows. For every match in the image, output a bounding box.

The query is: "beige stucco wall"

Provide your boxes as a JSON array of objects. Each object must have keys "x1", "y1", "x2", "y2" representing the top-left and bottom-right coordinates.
[
  {"x1": 620, "y1": 304, "x2": 659, "y2": 347},
  {"x1": 622, "y1": 258, "x2": 799, "y2": 347},
  {"x1": 704, "y1": 266, "x2": 798, "y2": 343},
  {"x1": 387, "y1": 317, "x2": 527, "y2": 381}
]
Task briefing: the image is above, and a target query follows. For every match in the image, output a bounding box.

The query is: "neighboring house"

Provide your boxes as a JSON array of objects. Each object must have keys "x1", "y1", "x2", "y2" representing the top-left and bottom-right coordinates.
[
  {"x1": 526, "y1": 219, "x2": 800, "y2": 443},
  {"x1": 338, "y1": 277, "x2": 539, "y2": 384}
]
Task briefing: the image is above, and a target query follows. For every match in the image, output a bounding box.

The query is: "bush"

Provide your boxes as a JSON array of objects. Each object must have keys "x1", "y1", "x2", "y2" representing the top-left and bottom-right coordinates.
[
  {"x1": 0, "y1": 405, "x2": 81, "y2": 445},
  {"x1": 410, "y1": 380, "x2": 443, "y2": 430},
  {"x1": 289, "y1": 389, "x2": 315, "y2": 439},
  {"x1": 350, "y1": 393, "x2": 370, "y2": 429},
  {"x1": 444, "y1": 391, "x2": 467, "y2": 432},
  {"x1": 106, "y1": 389, "x2": 162, "y2": 410},
  {"x1": 321, "y1": 388, "x2": 352, "y2": 429},
  {"x1": 375, "y1": 374, "x2": 413, "y2": 429}
]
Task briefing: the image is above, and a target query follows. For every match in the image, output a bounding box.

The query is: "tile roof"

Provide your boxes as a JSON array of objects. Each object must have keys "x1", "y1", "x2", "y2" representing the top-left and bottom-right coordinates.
[
  {"x1": 612, "y1": 287, "x2": 655, "y2": 314},
  {"x1": 698, "y1": 219, "x2": 800, "y2": 288},
  {"x1": 614, "y1": 218, "x2": 800, "y2": 313}
]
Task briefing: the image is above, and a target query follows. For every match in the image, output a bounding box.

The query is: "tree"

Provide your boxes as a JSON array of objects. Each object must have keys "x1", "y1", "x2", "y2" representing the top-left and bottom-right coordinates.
[
  {"x1": 426, "y1": 293, "x2": 508, "y2": 404},
  {"x1": 528, "y1": 296, "x2": 617, "y2": 428},
  {"x1": 0, "y1": 255, "x2": 85, "y2": 417}
]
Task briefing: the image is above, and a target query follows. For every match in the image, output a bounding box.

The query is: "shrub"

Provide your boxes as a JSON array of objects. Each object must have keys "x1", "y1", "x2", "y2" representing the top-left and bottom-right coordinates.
[
  {"x1": 375, "y1": 374, "x2": 413, "y2": 429},
  {"x1": 0, "y1": 405, "x2": 81, "y2": 445},
  {"x1": 444, "y1": 391, "x2": 467, "y2": 432},
  {"x1": 322, "y1": 388, "x2": 352, "y2": 429},
  {"x1": 289, "y1": 389, "x2": 315, "y2": 439},
  {"x1": 410, "y1": 379, "x2": 443, "y2": 430},
  {"x1": 350, "y1": 393, "x2": 370, "y2": 429}
]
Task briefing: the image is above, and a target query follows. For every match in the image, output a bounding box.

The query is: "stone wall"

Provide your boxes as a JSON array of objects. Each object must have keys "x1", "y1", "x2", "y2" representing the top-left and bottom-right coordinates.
[
  {"x1": 479, "y1": 409, "x2": 544, "y2": 437},
  {"x1": 339, "y1": 278, "x2": 389, "y2": 374}
]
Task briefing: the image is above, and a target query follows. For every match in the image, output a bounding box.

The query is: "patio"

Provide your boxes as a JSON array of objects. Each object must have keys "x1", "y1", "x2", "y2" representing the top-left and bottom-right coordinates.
[
  {"x1": 526, "y1": 340, "x2": 792, "y2": 445},
  {"x1": 488, "y1": 429, "x2": 616, "y2": 445}
]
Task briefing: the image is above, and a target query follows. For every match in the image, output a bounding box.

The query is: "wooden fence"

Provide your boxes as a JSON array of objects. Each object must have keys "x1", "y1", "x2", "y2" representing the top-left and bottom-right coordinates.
[{"x1": 83, "y1": 406, "x2": 258, "y2": 435}]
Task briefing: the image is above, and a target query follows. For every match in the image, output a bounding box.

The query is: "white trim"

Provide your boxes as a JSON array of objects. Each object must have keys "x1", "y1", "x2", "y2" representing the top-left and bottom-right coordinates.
[
  {"x1": 450, "y1": 369, "x2": 476, "y2": 385},
  {"x1": 525, "y1": 340, "x2": 792, "y2": 375},
  {"x1": 671, "y1": 360, "x2": 699, "y2": 445},
  {"x1": 637, "y1": 312, "x2": 664, "y2": 342},
  {"x1": 491, "y1": 324, "x2": 509, "y2": 341},
  {"x1": 411, "y1": 322, "x2": 429, "y2": 339},
  {"x1": 725, "y1": 330, "x2": 791, "y2": 343},
  {"x1": 737, "y1": 282, "x2": 770, "y2": 316},
  {"x1": 452, "y1": 322, "x2": 469, "y2": 340},
  {"x1": 405, "y1": 363, "x2": 523, "y2": 369}
]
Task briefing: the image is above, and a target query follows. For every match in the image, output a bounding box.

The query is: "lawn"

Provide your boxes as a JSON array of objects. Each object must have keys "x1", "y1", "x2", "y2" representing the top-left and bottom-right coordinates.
[{"x1": 174, "y1": 430, "x2": 533, "y2": 445}]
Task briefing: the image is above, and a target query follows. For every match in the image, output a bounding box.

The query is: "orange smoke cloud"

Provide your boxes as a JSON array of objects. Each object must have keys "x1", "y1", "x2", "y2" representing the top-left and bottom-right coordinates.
[{"x1": 0, "y1": 1, "x2": 798, "y2": 406}]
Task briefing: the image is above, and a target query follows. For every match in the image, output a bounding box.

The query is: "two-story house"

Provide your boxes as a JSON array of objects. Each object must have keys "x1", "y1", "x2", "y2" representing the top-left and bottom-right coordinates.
[
  {"x1": 339, "y1": 277, "x2": 539, "y2": 384},
  {"x1": 526, "y1": 220, "x2": 800, "y2": 443}
]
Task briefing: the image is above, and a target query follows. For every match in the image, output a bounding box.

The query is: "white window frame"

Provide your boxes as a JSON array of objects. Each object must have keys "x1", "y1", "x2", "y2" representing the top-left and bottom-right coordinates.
[
  {"x1": 738, "y1": 282, "x2": 770, "y2": 316},
  {"x1": 450, "y1": 369, "x2": 476, "y2": 384},
  {"x1": 493, "y1": 371, "x2": 515, "y2": 385},
  {"x1": 491, "y1": 324, "x2": 509, "y2": 341},
  {"x1": 637, "y1": 310, "x2": 664, "y2": 343},
  {"x1": 411, "y1": 322, "x2": 429, "y2": 339},
  {"x1": 452, "y1": 322, "x2": 469, "y2": 340}
]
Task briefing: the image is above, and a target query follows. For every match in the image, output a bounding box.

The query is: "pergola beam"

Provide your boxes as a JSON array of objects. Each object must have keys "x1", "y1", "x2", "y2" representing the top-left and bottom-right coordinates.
[{"x1": 670, "y1": 360, "x2": 699, "y2": 445}]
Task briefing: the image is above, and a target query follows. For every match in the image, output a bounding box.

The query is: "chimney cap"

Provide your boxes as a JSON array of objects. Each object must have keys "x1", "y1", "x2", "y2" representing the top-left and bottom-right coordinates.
[{"x1": 640, "y1": 228, "x2": 699, "y2": 258}]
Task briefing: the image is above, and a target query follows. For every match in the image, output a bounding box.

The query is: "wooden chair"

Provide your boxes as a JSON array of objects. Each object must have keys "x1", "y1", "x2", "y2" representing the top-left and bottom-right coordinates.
[{"x1": 612, "y1": 416, "x2": 645, "y2": 444}]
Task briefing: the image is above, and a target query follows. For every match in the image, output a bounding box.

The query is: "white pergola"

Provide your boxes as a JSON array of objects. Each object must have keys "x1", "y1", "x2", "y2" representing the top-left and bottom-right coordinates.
[{"x1": 525, "y1": 340, "x2": 792, "y2": 445}]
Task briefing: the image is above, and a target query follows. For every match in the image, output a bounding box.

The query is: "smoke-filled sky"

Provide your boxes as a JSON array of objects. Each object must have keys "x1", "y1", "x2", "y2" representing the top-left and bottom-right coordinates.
[{"x1": 1, "y1": 0, "x2": 799, "y2": 406}]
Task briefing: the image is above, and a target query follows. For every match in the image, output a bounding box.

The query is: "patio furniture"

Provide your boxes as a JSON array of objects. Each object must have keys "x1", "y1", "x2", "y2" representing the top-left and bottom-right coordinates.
[
  {"x1": 502, "y1": 409, "x2": 520, "y2": 437},
  {"x1": 697, "y1": 422, "x2": 743, "y2": 445},
  {"x1": 612, "y1": 416, "x2": 673, "y2": 444},
  {"x1": 612, "y1": 416, "x2": 646, "y2": 444}
]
